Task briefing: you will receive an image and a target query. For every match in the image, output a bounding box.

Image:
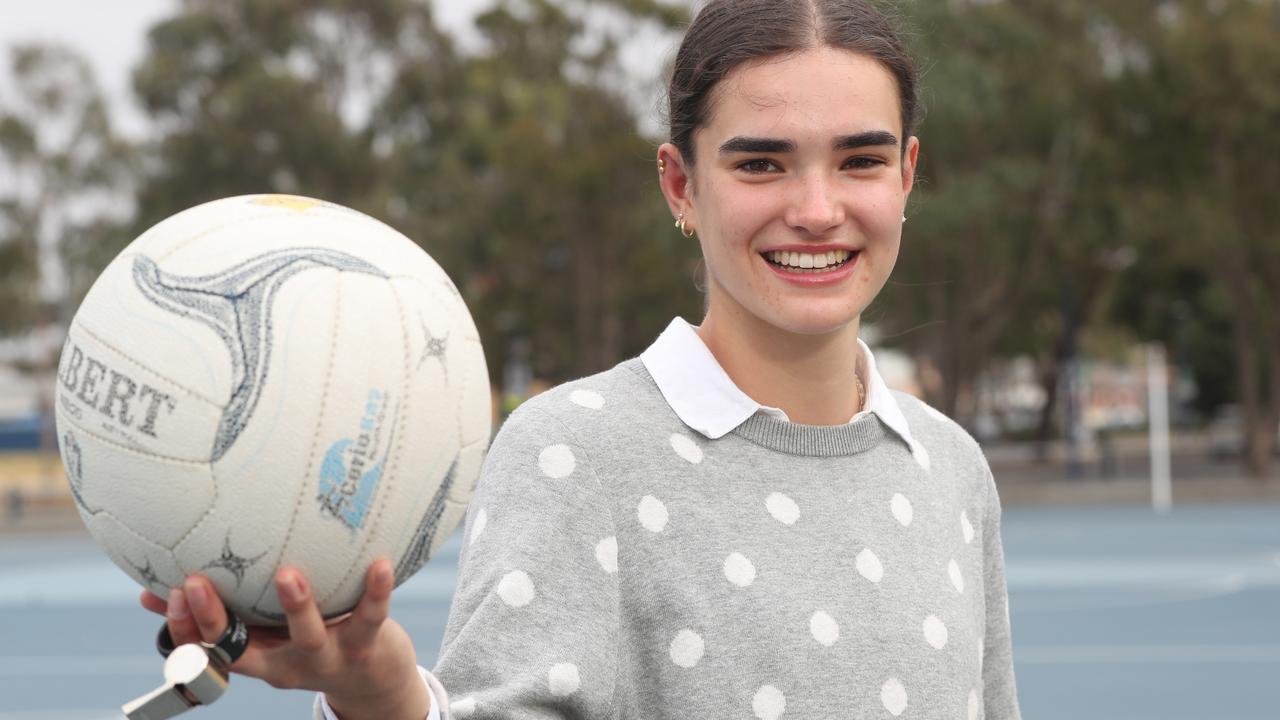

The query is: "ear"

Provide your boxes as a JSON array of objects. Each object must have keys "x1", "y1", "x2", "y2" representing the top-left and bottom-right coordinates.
[
  {"x1": 901, "y1": 135, "x2": 920, "y2": 198},
  {"x1": 657, "y1": 143, "x2": 695, "y2": 222}
]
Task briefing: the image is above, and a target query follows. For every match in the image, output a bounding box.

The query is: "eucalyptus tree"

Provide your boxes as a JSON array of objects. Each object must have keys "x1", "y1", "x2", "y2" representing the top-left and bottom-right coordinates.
[{"x1": 0, "y1": 43, "x2": 133, "y2": 340}]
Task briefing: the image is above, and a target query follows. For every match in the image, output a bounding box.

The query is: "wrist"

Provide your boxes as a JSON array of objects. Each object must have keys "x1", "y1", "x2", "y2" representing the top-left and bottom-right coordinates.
[{"x1": 326, "y1": 665, "x2": 431, "y2": 720}]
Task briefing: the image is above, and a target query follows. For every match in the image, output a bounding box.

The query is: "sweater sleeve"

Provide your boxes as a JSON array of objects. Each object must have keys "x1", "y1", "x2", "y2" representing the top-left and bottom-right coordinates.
[
  {"x1": 430, "y1": 404, "x2": 620, "y2": 719},
  {"x1": 980, "y1": 468, "x2": 1021, "y2": 719}
]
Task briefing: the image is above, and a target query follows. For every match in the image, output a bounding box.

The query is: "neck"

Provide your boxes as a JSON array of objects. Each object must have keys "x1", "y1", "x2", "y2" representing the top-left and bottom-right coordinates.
[{"x1": 697, "y1": 302, "x2": 864, "y2": 426}]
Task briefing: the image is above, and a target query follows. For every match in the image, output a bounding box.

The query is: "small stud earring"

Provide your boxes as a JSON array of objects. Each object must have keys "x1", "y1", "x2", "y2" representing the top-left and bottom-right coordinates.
[
  {"x1": 902, "y1": 215, "x2": 907, "y2": 223},
  {"x1": 658, "y1": 158, "x2": 667, "y2": 175}
]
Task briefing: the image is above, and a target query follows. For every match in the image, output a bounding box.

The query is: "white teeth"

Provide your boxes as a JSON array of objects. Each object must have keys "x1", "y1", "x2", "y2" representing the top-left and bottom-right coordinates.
[{"x1": 766, "y1": 249, "x2": 854, "y2": 269}]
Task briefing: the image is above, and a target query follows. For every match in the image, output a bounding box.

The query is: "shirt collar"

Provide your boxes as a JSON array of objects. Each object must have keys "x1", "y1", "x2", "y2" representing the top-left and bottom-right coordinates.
[{"x1": 640, "y1": 317, "x2": 917, "y2": 448}]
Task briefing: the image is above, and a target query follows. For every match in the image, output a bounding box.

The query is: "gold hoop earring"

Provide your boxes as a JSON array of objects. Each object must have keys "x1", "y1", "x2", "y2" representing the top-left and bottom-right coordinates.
[{"x1": 675, "y1": 212, "x2": 695, "y2": 239}]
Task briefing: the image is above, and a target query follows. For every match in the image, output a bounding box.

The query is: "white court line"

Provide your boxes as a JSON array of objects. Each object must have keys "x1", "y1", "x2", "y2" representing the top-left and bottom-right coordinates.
[
  {"x1": 1017, "y1": 643, "x2": 1280, "y2": 664},
  {"x1": 0, "y1": 558, "x2": 458, "y2": 608},
  {"x1": 0, "y1": 711, "x2": 123, "y2": 720},
  {"x1": 0, "y1": 655, "x2": 156, "y2": 676},
  {"x1": 1005, "y1": 555, "x2": 1280, "y2": 589},
  {"x1": 1012, "y1": 572, "x2": 1251, "y2": 613}
]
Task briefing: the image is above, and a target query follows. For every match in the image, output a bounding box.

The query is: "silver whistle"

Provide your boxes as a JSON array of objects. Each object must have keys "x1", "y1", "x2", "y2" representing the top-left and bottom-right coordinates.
[
  {"x1": 122, "y1": 610, "x2": 249, "y2": 719},
  {"x1": 122, "y1": 643, "x2": 230, "y2": 719}
]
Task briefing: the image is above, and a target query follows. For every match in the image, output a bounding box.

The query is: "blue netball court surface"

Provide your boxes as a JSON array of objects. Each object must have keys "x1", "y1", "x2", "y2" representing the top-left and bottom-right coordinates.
[{"x1": 1, "y1": 502, "x2": 1277, "y2": 719}]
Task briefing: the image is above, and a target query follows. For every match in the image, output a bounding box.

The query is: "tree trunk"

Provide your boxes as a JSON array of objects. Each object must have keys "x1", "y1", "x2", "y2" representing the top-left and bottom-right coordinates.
[{"x1": 1226, "y1": 286, "x2": 1269, "y2": 479}]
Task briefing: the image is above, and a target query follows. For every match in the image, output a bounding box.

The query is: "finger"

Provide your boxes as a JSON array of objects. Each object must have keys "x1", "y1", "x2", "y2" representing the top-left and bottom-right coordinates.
[
  {"x1": 341, "y1": 558, "x2": 394, "y2": 651},
  {"x1": 183, "y1": 575, "x2": 229, "y2": 644},
  {"x1": 277, "y1": 567, "x2": 327, "y2": 651},
  {"x1": 219, "y1": 626, "x2": 291, "y2": 678},
  {"x1": 165, "y1": 588, "x2": 202, "y2": 646},
  {"x1": 140, "y1": 590, "x2": 167, "y2": 616}
]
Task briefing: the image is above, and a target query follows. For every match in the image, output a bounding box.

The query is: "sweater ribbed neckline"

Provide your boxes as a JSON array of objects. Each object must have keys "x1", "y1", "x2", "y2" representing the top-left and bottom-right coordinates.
[
  {"x1": 732, "y1": 411, "x2": 888, "y2": 457},
  {"x1": 623, "y1": 358, "x2": 890, "y2": 458}
]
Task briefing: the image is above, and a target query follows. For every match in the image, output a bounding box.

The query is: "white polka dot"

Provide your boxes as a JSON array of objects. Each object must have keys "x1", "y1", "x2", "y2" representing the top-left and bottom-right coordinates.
[
  {"x1": 669, "y1": 433, "x2": 704, "y2": 464},
  {"x1": 497, "y1": 570, "x2": 535, "y2": 607},
  {"x1": 948, "y1": 559, "x2": 965, "y2": 594},
  {"x1": 766, "y1": 493, "x2": 800, "y2": 525},
  {"x1": 968, "y1": 689, "x2": 980, "y2": 720},
  {"x1": 569, "y1": 389, "x2": 605, "y2": 409},
  {"x1": 669, "y1": 629, "x2": 704, "y2": 667},
  {"x1": 912, "y1": 441, "x2": 931, "y2": 470},
  {"x1": 923, "y1": 614, "x2": 948, "y2": 649},
  {"x1": 881, "y1": 678, "x2": 908, "y2": 717},
  {"x1": 723, "y1": 553, "x2": 756, "y2": 587},
  {"x1": 470, "y1": 508, "x2": 487, "y2": 546},
  {"x1": 923, "y1": 402, "x2": 950, "y2": 423},
  {"x1": 638, "y1": 495, "x2": 668, "y2": 532},
  {"x1": 856, "y1": 548, "x2": 884, "y2": 583},
  {"x1": 548, "y1": 662, "x2": 580, "y2": 696},
  {"x1": 961, "y1": 510, "x2": 975, "y2": 544},
  {"x1": 451, "y1": 696, "x2": 476, "y2": 717},
  {"x1": 810, "y1": 611, "x2": 839, "y2": 646},
  {"x1": 595, "y1": 536, "x2": 618, "y2": 574},
  {"x1": 752, "y1": 684, "x2": 786, "y2": 720},
  {"x1": 891, "y1": 493, "x2": 913, "y2": 527},
  {"x1": 539, "y1": 444, "x2": 575, "y2": 478}
]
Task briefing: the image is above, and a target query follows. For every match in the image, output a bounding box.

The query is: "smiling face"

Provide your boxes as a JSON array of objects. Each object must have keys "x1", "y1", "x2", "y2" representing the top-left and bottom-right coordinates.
[{"x1": 660, "y1": 46, "x2": 918, "y2": 340}]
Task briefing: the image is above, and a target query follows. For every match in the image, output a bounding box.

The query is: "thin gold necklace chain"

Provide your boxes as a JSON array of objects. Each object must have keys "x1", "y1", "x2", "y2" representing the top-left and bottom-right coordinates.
[{"x1": 854, "y1": 369, "x2": 867, "y2": 414}]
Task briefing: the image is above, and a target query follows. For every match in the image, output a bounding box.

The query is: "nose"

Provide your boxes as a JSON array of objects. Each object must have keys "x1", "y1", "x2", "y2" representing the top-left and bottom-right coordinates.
[{"x1": 784, "y1": 173, "x2": 845, "y2": 236}]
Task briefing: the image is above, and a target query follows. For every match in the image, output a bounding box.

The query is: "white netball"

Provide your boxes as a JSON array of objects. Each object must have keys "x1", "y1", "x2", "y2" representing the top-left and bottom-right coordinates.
[{"x1": 53, "y1": 194, "x2": 491, "y2": 625}]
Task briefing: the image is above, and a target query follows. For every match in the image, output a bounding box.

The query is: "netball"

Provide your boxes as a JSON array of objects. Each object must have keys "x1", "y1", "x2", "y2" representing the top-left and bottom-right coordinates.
[{"x1": 52, "y1": 194, "x2": 491, "y2": 625}]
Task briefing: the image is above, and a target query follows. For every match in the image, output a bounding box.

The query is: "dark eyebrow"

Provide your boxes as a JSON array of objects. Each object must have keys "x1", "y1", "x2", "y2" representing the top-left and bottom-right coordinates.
[
  {"x1": 719, "y1": 131, "x2": 900, "y2": 155},
  {"x1": 833, "y1": 131, "x2": 899, "y2": 151},
  {"x1": 718, "y1": 136, "x2": 796, "y2": 155}
]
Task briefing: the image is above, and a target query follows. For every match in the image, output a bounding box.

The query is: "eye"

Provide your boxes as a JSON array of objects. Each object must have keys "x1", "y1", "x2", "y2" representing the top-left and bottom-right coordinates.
[
  {"x1": 736, "y1": 158, "x2": 781, "y2": 174},
  {"x1": 842, "y1": 156, "x2": 886, "y2": 171}
]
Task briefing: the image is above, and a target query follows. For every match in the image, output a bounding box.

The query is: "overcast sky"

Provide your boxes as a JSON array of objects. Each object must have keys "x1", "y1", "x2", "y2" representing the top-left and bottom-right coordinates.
[{"x1": 0, "y1": 0, "x2": 495, "y2": 137}]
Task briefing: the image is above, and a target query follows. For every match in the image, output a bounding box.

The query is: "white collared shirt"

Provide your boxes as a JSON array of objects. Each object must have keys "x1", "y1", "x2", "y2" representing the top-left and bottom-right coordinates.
[{"x1": 640, "y1": 317, "x2": 922, "y2": 455}]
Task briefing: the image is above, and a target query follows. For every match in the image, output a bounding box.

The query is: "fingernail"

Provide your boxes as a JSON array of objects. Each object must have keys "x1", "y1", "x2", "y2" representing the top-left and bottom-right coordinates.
[
  {"x1": 280, "y1": 572, "x2": 306, "y2": 604},
  {"x1": 167, "y1": 588, "x2": 189, "y2": 621},
  {"x1": 185, "y1": 581, "x2": 209, "y2": 613},
  {"x1": 376, "y1": 561, "x2": 393, "y2": 587}
]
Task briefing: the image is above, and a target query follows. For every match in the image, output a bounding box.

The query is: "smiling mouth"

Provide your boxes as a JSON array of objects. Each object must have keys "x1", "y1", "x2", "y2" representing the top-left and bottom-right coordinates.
[{"x1": 763, "y1": 249, "x2": 857, "y2": 273}]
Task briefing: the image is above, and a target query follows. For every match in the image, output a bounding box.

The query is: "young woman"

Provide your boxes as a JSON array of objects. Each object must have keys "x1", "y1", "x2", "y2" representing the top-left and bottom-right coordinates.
[{"x1": 144, "y1": 1, "x2": 1021, "y2": 717}]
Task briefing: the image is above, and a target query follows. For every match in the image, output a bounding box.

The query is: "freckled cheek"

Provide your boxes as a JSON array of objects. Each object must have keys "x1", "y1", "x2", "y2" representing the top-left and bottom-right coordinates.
[
  {"x1": 851, "y1": 186, "x2": 906, "y2": 234},
  {"x1": 858, "y1": 241, "x2": 901, "y2": 286},
  {"x1": 712, "y1": 192, "x2": 777, "y2": 247}
]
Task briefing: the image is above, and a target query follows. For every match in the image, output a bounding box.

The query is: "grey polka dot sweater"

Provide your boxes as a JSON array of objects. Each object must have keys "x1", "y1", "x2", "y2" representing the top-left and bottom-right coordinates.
[{"x1": 354, "y1": 357, "x2": 1019, "y2": 718}]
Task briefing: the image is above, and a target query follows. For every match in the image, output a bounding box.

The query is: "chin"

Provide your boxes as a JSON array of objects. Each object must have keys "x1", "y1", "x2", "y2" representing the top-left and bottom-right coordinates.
[{"x1": 765, "y1": 306, "x2": 861, "y2": 337}]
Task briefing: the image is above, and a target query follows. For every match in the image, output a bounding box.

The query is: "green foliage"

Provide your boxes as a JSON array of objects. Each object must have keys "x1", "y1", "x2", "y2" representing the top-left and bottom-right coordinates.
[
  {"x1": 129, "y1": 0, "x2": 698, "y2": 385},
  {"x1": 883, "y1": 0, "x2": 1130, "y2": 420},
  {"x1": 1116, "y1": 0, "x2": 1280, "y2": 474},
  {"x1": 4, "y1": 0, "x2": 1274, "y2": 472},
  {"x1": 0, "y1": 43, "x2": 135, "y2": 335}
]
